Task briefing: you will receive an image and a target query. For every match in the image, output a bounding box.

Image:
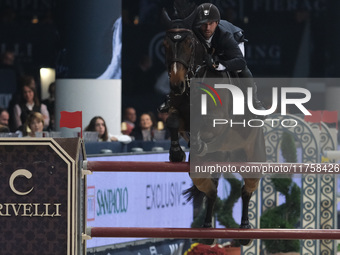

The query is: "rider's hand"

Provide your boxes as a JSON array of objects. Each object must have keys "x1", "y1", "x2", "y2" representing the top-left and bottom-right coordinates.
[{"x1": 204, "y1": 54, "x2": 219, "y2": 71}]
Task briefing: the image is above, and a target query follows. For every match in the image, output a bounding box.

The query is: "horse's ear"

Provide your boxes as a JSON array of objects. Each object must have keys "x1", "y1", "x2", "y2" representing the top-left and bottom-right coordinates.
[
  {"x1": 161, "y1": 8, "x2": 173, "y2": 29},
  {"x1": 183, "y1": 9, "x2": 197, "y2": 28}
]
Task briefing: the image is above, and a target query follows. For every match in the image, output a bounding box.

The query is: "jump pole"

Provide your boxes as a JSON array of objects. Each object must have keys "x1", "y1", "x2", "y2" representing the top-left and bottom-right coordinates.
[
  {"x1": 87, "y1": 227, "x2": 340, "y2": 240},
  {"x1": 83, "y1": 161, "x2": 189, "y2": 172}
]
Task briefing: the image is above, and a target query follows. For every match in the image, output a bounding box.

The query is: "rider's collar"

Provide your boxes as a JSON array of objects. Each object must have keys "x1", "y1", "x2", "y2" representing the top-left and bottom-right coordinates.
[{"x1": 204, "y1": 34, "x2": 214, "y2": 47}]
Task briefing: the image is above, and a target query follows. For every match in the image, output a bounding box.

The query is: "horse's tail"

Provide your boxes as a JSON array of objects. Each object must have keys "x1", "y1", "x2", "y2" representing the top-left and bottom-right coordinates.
[
  {"x1": 183, "y1": 177, "x2": 219, "y2": 202},
  {"x1": 183, "y1": 185, "x2": 202, "y2": 202}
]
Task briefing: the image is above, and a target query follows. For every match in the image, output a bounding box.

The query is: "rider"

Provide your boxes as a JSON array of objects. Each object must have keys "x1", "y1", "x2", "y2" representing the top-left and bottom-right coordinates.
[
  {"x1": 194, "y1": 3, "x2": 265, "y2": 114},
  {"x1": 159, "y1": 3, "x2": 265, "y2": 116}
]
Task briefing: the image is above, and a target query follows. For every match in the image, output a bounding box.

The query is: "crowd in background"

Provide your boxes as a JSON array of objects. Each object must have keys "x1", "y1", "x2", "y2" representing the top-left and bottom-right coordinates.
[{"x1": 0, "y1": 49, "x2": 169, "y2": 141}]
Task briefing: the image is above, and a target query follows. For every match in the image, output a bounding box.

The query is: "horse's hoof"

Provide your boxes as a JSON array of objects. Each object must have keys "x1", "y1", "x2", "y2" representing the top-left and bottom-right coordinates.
[
  {"x1": 202, "y1": 223, "x2": 212, "y2": 228},
  {"x1": 191, "y1": 223, "x2": 215, "y2": 245},
  {"x1": 239, "y1": 238, "x2": 253, "y2": 246},
  {"x1": 239, "y1": 223, "x2": 252, "y2": 246},
  {"x1": 169, "y1": 149, "x2": 186, "y2": 162}
]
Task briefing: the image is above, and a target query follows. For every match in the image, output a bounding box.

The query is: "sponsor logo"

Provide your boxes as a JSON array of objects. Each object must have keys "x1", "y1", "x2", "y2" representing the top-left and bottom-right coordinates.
[
  {"x1": 146, "y1": 182, "x2": 186, "y2": 210},
  {"x1": 0, "y1": 169, "x2": 62, "y2": 217},
  {"x1": 96, "y1": 187, "x2": 128, "y2": 216}
]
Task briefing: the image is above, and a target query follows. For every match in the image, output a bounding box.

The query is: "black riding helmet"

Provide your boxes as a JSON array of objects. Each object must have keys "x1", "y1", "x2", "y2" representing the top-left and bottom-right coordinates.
[{"x1": 195, "y1": 3, "x2": 220, "y2": 25}]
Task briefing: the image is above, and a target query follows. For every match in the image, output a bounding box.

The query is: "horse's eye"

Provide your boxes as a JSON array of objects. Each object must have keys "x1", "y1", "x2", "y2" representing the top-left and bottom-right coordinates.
[{"x1": 185, "y1": 38, "x2": 193, "y2": 48}]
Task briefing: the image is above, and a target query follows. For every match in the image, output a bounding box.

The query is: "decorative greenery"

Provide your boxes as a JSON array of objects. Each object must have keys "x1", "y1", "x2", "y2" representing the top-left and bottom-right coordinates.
[
  {"x1": 260, "y1": 132, "x2": 301, "y2": 253},
  {"x1": 260, "y1": 178, "x2": 300, "y2": 253},
  {"x1": 281, "y1": 132, "x2": 297, "y2": 163}
]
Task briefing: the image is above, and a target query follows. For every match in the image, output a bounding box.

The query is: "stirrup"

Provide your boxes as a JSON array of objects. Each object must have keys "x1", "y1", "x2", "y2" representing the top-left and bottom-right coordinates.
[
  {"x1": 158, "y1": 95, "x2": 171, "y2": 113},
  {"x1": 157, "y1": 102, "x2": 169, "y2": 113}
]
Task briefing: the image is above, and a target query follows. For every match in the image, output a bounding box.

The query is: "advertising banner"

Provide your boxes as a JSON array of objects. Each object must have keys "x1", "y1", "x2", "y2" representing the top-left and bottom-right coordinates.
[
  {"x1": 0, "y1": 138, "x2": 84, "y2": 255},
  {"x1": 86, "y1": 153, "x2": 193, "y2": 248}
]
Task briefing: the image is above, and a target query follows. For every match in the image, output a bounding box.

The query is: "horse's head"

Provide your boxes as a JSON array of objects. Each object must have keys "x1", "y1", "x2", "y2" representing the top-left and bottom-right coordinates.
[
  {"x1": 162, "y1": 9, "x2": 204, "y2": 95},
  {"x1": 164, "y1": 29, "x2": 199, "y2": 95}
]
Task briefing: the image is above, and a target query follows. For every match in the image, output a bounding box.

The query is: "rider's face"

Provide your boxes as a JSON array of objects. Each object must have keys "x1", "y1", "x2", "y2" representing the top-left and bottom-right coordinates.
[{"x1": 199, "y1": 21, "x2": 218, "y2": 39}]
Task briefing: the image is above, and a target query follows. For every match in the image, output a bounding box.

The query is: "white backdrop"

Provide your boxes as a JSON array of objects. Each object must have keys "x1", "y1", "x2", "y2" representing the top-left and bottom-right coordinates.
[{"x1": 55, "y1": 79, "x2": 121, "y2": 136}]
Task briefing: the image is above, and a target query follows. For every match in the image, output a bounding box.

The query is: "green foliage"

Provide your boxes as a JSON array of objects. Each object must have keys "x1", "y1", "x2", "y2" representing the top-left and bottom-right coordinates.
[
  {"x1": 261, "y1": 180, "x2": 301, "y2": 252},
  {"x1": 260, "y1": 132, "x2": 300, "y2": 253},
  {"x1": 281, "y1": 132, "x2": 297, "y2": 163}
]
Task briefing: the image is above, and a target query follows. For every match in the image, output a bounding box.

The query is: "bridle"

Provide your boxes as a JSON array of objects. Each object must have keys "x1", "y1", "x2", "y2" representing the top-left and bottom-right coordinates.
[{"x1": 165, "y1": 28, "x2": 200, "y2": 90}]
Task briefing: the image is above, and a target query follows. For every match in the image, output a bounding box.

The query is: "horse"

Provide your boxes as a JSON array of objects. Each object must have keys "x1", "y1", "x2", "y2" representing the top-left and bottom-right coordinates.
[{"x1": 162, "y1": 12, "x2": 267, "y2": 246}]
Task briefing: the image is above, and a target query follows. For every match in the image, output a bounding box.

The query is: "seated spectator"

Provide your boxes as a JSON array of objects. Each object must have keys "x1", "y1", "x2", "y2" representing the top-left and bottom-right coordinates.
[
  {"x1": 0, "y1": 108, "x2": 10, "y2": 133},
  {"x1": 42, "y1": 82, "x2": 55, "y2": 131},
  {"x1": 13, "y1": 80, "x2": 49, "y2": 131},
  {"x1": 122, "y1": 107, "x2": 136, "y2": 135},
  {"x1": 0, "y1": 108, "x2": 9, "y2": 127},
  {"x1": 85, "y1": 116, "x2": 131, "y2": 144},
  {"x1": 0, "y1": 124, "x2": 9, "y2": 133},
  {"x1": 19, "y1": 112, "x2": 44, "y2": 137},
  {"x1": 156, "y1": 111, "x2": 170, "y2": 140},
  {"x1": 130, "y1": 112, "x2": 155, "y2": 141}
]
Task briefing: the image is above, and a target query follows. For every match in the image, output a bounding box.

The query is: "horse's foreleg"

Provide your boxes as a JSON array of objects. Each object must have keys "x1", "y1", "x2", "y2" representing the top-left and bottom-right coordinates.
[
  {"x1": 203, "y1": 187, "x2": 217, "y2": 228},
  {"x1": 238, "y1": 185, "x2": 253, "y2": 246},
  {"x1": 193, "y1": 178, "x2": 218, "y2": 227},
  {"x1": 166, "y1": 111, "x2": 186, "y2": 162},
  {"x1": 240, "y1": 185, "x2": 252, "y2": 229},
  {"x1": 193, "y1": 178, "x2": 218, "y2": 245},
  {"x1": 239, "y1": 178, "x2": 259, "y2": 246}
]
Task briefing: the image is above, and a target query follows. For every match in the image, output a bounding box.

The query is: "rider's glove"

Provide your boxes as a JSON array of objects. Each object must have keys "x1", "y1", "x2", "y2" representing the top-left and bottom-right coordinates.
[{"x1": 204, "y1": 54, "x2": 219, "y2": 71}]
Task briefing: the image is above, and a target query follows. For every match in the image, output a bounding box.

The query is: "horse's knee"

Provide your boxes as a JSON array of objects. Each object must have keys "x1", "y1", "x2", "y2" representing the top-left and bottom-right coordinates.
[{"x1": 166, "y1": 114, "x2": 180, "y2": 129}]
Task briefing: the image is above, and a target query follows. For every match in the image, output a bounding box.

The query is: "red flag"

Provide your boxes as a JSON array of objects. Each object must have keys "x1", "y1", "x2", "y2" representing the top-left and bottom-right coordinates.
[{"x1": 60, "y1": 111, "x2": 82, "y2": 137}]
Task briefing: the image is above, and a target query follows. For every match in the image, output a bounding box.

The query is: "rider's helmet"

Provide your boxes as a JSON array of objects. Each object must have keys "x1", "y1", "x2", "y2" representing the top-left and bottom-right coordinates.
[{"x1": 195, "y1": 3, "x2": 220, "y2": 25}]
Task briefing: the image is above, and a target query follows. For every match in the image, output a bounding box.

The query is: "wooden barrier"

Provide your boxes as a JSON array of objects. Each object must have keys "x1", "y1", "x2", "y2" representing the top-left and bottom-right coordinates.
[
  {"x1": 84, "y1": 161, "x2": 189, "y2": 172},
  {"x1": 87, "y1": 227, "x2": 340, "y2": 240}
]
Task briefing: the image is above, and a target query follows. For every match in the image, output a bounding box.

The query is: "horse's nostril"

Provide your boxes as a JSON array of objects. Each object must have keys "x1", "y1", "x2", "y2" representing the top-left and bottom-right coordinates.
[{"x1": 180, "y1": 82, "x2": 185, "y2": 91}]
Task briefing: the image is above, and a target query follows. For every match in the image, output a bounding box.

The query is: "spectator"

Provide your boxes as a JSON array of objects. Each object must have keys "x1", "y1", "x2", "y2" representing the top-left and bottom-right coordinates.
[
  {"x1": 85, "y1": 116, "x2": 131, "y2": 144},
  {"x1": 8, "y1": 75, "x2": 38, "y2": 131},
  {"x1": 0, "y1": 108, "x2": 9, "y2": 133},
  {"x1": 0, "y1": 108, "x2": 9, "y2": 127},
  {"x1": 0, "y1": 50, "x2": 23, "y2": 79},
  {"x1": 20, "y1": 112, "x2": 44, "y2": 137},
  {"x1": 130, "y1": 112, "x2": 155, "y2": 141},
  {"x1": 156, "y1": 111, "x2": 170, "y2": 140},
  {"x1": 0, "y1": 50, "x2": 15, "y2": 67},
  {"x1": 42, "y1": 82, "x2": 55, "y2": 130},
  {"x1": 122, "y1": 107, "x2": 137, "y2": 135},
  {"x1": 0, "y1": 125, "x2": 9, "y2": 133},
  {"x1": 13, "y1": 80, "x2": 49, "y2": 131},
  {"x1": 148, "y1": 111, "x2": 158, "y2": 129}
]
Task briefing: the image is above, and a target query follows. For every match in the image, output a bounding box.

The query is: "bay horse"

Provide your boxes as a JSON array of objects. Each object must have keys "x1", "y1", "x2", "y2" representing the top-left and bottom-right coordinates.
[{"x1": 162, "y1": 11, "x2": 266, "y2": 245}]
